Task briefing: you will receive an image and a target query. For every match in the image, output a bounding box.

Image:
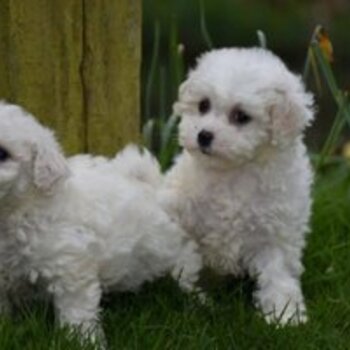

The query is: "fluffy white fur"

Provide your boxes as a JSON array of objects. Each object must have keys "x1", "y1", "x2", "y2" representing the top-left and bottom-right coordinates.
[
  {"x1": 0, "y1": 102, "x2": 202, "y2": 343},
  {"x1": 160, "y1": 47, "x2": 314, "y2": 324}
]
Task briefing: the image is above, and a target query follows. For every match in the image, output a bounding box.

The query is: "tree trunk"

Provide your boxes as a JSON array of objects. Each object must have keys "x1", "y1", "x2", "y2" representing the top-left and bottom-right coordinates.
[{"x1": 0, "y1": 0, "x2": 141, "y2": 155}]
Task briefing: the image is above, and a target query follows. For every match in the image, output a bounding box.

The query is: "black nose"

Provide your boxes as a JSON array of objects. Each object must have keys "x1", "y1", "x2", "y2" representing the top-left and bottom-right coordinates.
[{"x1": 197, "y1": 130, "x2": 214, "y2": 148}]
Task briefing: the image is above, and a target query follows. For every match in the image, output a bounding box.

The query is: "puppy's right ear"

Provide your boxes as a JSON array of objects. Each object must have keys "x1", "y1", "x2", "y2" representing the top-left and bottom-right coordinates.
[
  {"x1": 173, "y1": 80, "x2": 191, "y2": 116},
  {"x1": 33, "y1": 136, "x2": 70, "y2": 194}
]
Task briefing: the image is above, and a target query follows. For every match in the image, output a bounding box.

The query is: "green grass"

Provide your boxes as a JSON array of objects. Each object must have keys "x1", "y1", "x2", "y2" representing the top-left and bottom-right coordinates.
[{"x1": 0, "y1": 167, "x2": 349, "y2": 349}]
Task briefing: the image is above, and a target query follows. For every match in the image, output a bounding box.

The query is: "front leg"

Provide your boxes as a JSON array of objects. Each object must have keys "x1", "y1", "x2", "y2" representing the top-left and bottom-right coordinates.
[
  {"x1": 251, "y1": 247, "x2": 307, "y2": 325},
  {"x1": 160, "y1": 190, "x2": 205, "y2": 301},
  {"x1": 51, "y1": 275, "x2": 105, "y2": 347},
  {"x1": 171, "y1": 239, "x2": 205, "y2": 302}
]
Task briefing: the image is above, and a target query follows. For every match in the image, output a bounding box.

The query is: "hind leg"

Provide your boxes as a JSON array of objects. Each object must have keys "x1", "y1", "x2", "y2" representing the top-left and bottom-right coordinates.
[{"x1": 52, "y1": 276, "x2": 105, "y2": 346}]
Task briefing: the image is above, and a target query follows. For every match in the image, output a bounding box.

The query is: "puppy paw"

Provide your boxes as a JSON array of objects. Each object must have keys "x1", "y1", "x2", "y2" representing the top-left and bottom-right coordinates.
[
  {"x1": 262, "y1": 302, "x2": 307, "y2": 326},
  {"x1": 257, "y1": 297, "x2": 307, "y2": 326}
]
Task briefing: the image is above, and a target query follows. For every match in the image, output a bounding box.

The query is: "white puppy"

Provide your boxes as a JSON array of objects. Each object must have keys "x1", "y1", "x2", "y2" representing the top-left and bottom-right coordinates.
[
  {"x1": 0, "y1": 102, "x2": 202, "y2": 343},
  {"x1": 160, "y1": 47, "x2": 314, "y2": 324}
]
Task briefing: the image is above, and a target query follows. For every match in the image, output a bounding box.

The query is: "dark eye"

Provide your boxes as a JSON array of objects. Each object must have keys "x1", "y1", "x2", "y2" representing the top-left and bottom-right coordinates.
[
  {"x1": 229, "y1": 108, "x2": 252, "y2": 126},
  {"x1": 0, "y1": 147, "x2": 10, "y2": 162},
  {"x1": 198, "y1": 98, "x2": 211, "y2": 115}
]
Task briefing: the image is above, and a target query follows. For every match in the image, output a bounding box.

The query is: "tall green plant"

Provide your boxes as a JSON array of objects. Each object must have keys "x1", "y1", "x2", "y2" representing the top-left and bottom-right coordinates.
[
  {"x1": 142, "y1": 21, "x2": 184, "y2": 170},
  {"x1": 303, "y1": 26, "x2": 350, "y2": 169}
]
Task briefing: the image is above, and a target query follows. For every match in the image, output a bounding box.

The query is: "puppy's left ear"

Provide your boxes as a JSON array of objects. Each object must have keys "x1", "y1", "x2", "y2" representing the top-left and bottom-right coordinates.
[
  {"x1": 269, "y1": 80, "x2": 314, "y2": 146},
  {"x1": 33, "y1": 136, "x2": 70, "y2": 193}
]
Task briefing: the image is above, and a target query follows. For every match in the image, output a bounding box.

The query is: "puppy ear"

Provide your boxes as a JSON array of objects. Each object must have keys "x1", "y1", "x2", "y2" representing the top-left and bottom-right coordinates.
[
  {"x1": 269, "y1": 84, "x2": 314, "y2": 147},
  {"x1": 173, "y1": 80, "x2": 191, "y2": 116},
  {"x1": 33, "y1": 136, "x2": 70, "y2": 193}
]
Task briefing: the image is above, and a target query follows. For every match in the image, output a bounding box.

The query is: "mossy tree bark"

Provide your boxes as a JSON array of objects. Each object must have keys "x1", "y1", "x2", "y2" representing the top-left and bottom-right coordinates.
[{"x1": 0, "y1": 0, "x2": 141, "y2": 155}]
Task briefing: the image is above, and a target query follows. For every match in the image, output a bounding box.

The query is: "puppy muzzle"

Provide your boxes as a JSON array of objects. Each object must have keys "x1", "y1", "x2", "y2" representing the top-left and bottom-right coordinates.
[{"x1": 197, "y1": 130, "x2": 214, "y2": 153}]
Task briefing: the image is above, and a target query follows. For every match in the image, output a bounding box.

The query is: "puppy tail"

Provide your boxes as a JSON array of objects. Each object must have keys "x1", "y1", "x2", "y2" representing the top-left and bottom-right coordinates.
[{"x1": 112, "y1": 144, "x2": 162, "y2": 188}]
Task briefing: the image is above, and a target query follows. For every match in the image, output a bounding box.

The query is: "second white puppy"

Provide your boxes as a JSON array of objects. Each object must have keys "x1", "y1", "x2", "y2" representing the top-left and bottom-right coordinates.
[
  {"x1": 0, "y1": 102, "x2": 202, "y2": 343},
  {"x1": 160, "y1": 47, "x2": 314, "y2": 325}
]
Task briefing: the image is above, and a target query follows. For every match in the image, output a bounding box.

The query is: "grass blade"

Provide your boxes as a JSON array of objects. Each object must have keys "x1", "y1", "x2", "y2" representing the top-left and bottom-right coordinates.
[
  {"x1": 317, "y1": 108, "x2": 347, "y2": 169},
  {"x1": 142, "y1": 119, "x2": 155, "y2": 150},
  {"x1": 311, "y1": 43, "x2": 339, "y2": 101},
  {"x1": 256, "y1": 30, "x2": 267, "y2": 49},
  {"x1": 169, "y1": 18, "x2": 185, "y2": 105},
  {"x1": 159, "y1": 114, "x2": 180, "y2": 169},
  {"x1": 145, "y1": 22, "x2": 160, "y2": 120},
  {"x1": 199, "y1": 0, "x2": 213, "y2": 49}
]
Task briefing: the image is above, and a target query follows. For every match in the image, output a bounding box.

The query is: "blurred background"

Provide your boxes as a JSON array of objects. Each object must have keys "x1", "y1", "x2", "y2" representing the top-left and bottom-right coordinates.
[{"x1": 142, "y1": 0, "x2": 350, "y2": 157}]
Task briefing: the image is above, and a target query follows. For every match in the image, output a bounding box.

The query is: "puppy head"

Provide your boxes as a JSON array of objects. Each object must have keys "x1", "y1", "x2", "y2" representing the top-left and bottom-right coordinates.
[
  {"x1": 174, "y1": 48, "x2": 314, "y2": 168},
  {"x1": 0, "y1": 102, "x2": 69, "y2": 201}
]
